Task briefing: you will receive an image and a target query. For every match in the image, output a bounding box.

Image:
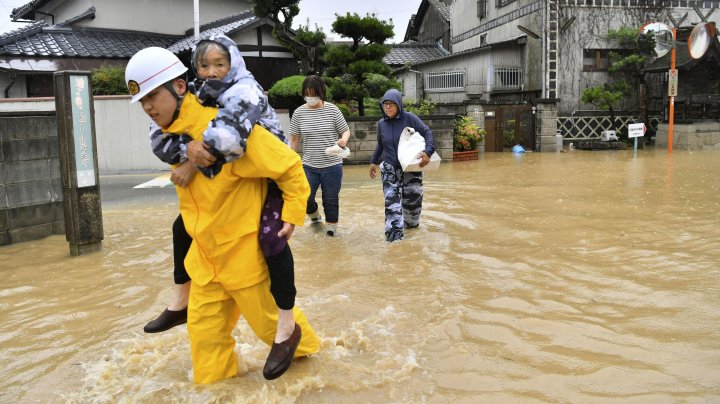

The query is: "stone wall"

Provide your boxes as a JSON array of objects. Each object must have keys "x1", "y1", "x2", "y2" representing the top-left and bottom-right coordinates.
[
  {"x1": 344, "y1": 115, "x2": 456, "y2": 164},
  {"x1": 655, "y1": 122, "x2": 720, "y2": 150},
  {"x1": 0, "y1": 112, "x2": 64, "y2": 245}
]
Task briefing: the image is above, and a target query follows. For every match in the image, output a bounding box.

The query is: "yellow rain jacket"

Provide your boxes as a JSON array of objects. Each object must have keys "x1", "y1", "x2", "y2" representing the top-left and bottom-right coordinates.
[
  {"x1": 165, "y1": 93, "x2": 309, "y2": 289},
  {"x1": 162, "y1": 93, "x2": 319, "y2": 383}
]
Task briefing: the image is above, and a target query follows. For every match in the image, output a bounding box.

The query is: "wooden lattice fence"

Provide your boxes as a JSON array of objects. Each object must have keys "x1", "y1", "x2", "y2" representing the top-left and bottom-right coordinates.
[{"x1": 557, "y1": 115, "x2": 661, "y2": 140}]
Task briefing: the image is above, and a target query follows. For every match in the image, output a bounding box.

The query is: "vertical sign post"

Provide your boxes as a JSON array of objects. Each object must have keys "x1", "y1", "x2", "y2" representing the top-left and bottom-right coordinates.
[
  {"x1": 628, "y1": 122, "x2": 646, "y2": 157},
  {"x1": 54, "y1": 71, "x2": 103, "y2": 256},
  {"x1": 667, "y1": 28, "x2": 677, "y2": 153}
]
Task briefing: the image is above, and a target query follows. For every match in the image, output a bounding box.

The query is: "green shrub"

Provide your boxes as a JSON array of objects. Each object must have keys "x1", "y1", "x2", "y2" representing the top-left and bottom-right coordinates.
[
  {"x1": 363, "y1": 97, "x2": 381, "y2": 116},
  {"x1": 268, "y1": 75, "x2": 305, "y2": 98},
  {"x1": 91, "y1": 65, "x2": 127, "y2": 95},
  {"x1": 336, "y1": 103, "x2": 350, "y2": 117},
  {"x1": 405, "y1": 99, "x2": 436, "y2": 115},
  {"x1": 268, "y1": 75, "x2": 305, "y2": 112}
]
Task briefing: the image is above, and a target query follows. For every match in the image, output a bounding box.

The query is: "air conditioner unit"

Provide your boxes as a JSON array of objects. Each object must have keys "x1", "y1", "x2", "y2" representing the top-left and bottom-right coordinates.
[{"x1": 601, "y1": 130, "x2": 618, "y2": 141}]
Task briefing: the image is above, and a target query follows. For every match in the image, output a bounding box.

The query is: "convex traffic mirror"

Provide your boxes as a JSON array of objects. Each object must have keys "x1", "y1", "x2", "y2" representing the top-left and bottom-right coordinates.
[{"x1": 640, "y1": 22, "x2": 674, "y2": 58}]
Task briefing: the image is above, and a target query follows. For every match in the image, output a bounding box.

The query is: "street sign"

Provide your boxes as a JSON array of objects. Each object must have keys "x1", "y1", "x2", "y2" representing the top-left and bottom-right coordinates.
[
  {"x1": 628, "y1": 123, "x2": 646, "y2": 138},
  {"x1": 668, "y1": 69, "x2": 678, "y2": 97}
]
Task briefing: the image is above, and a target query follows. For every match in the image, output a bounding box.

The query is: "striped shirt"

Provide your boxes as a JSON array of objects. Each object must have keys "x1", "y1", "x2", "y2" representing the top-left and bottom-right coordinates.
[{"x1": 289, "y1": 102, "x2": 350, "y2": 168}]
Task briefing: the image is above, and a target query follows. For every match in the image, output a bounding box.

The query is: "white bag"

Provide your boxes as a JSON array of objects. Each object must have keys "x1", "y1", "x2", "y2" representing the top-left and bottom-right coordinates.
[
  {"x1": 324, "y1": 144, "x2": 351, "y2": 158},
  {"x1": 397, "y1": 127, "x2": 441, "y2": 172}
]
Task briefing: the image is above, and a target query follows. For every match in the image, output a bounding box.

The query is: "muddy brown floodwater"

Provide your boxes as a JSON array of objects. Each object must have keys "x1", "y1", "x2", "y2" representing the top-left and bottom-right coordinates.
[{"x1": 1, "y1": 148, "x2": 719, "y2": 403}]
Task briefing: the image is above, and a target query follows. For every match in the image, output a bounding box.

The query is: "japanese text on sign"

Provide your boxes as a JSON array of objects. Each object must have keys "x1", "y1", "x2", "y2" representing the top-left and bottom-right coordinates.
[
  {"x1": 668, "y1": 69, "x2": 678, "y2": 97},
  {"x1": 70, "y1": 75, "x2": 96, "y2": 187}
]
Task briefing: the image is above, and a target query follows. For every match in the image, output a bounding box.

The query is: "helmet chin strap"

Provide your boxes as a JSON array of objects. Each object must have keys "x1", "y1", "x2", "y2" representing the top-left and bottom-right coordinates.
[{"x1": 162, "y1": 81, "x2": 185, "y2": 122}]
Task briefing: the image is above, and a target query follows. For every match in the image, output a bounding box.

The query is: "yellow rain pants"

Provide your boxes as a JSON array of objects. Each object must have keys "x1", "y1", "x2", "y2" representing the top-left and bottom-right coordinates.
[{"x1": 188, "y1": 278, "x2": 321, "y2": 384}]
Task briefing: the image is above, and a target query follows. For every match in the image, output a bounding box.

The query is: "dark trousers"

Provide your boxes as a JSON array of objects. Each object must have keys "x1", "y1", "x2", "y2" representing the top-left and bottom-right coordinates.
[
  {"x1": 303, "y1": 163, "x2": 343, "y2": 223},
  {"x1": 171, "y1": 197, "x2": 296, "y2": 309},
  {"x1": 172, "y1": 214, "x2": 192, "y2": 285}
]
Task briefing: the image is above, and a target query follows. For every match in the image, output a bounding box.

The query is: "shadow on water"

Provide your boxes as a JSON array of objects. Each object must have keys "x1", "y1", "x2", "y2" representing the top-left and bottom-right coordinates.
[{"x1": 1, "y1": 148, "x2": 719, "y2": 402}]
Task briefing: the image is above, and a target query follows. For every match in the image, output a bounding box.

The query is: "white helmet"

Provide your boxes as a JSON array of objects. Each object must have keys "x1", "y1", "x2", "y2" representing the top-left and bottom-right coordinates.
[{"x1": 125, "y1": 47, "x2": 188, "y2": 103}]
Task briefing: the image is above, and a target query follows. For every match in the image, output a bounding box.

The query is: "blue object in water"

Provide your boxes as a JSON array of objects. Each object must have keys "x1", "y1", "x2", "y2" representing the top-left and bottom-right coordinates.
[{"x1": 512, "y1": 144, "x2": 526, "y2": 153}]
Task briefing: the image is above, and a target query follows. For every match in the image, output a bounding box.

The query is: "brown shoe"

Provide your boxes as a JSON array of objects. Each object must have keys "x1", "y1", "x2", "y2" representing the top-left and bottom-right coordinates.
[
  {"x1": 143, "y1": 308, "x2": 187, "y2": 333},
  {"x1": 263, "y1": 323, "x2": 302, "y2": 380}
]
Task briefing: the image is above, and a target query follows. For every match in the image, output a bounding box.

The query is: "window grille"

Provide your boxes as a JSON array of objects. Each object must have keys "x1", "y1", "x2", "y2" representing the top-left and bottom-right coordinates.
[
  {"x1": 425, "y1": 71, "x2": 465, "y2": 91},
  {"x1": 493, "y1": 67, "x2": 523, "y2": 90}
]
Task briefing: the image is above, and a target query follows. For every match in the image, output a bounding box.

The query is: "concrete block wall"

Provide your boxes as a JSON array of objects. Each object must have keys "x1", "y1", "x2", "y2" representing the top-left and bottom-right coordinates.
[
  {"x1": 0, "y1": 112, "x2": 64, "y2": 245},
  {"x1": 343, "y1": 115, "x2": 456, "y2": 164},
  {"x1": 655, "y1": 122, "x2": 720, "y2": 150}
]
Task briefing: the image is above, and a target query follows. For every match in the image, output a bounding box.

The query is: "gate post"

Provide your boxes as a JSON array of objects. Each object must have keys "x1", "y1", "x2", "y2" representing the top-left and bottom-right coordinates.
[
  {"x1": 53, "y1": 71, "x2": 103, "y2": 256},
  {"x1": 536, "y1": 99, "x2": 559, "y2": 152}
]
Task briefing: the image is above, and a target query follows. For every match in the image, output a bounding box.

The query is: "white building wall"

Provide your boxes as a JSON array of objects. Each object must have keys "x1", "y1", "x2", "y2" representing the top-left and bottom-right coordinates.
[
  {"x1": 398, "y1": 71, "x2": 422, "y2": 103},
  {"x1": 0, "y1": 95, "x2": 291, "y2": 173},
  {"x1": 36, "y1": 0, "x2": 249, "y2": 35},
  {"x1": 451, "y1": 0, "x2": 542, "y2": 53},
  {"x1": 0, "y1": 75, "x2": 27, "y2": 98},
  {"x1": 447, "y1": 0, "x2": 543, "y2": 97}
]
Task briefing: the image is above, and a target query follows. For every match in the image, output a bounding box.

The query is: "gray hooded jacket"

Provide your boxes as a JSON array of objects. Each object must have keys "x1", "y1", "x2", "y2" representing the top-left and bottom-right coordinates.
[{"x1": 149, "y1": 34, "x2": 284, "y2": 177}]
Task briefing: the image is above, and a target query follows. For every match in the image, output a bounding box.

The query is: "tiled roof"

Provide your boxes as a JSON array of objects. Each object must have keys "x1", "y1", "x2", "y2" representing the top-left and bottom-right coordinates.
[
  {"x1": 10, "y1": 0, "x2": 52, "y2": 20},
  {"x1": 404, "y1": 0, "x2": 451, "y2": 41},
  {"x1": 168, "y1": 11, "x2": 260, "y2": 53},
  {"x1": 428, "y1": 0, "x2": 451, "y2": 22},
  {"x1": 383, "y1": 41, "x2": 450, "y2": 66},
  {"x1": 0, "y1": 25, "x2": 182, "y2": 58}
]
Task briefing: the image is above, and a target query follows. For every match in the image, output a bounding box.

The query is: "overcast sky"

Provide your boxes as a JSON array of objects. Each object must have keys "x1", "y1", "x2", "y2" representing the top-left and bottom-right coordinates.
[
  {"x1": 294, "y1": 0, "x2": 421, "y2": 43},
  {"x1": 0, "y1": 0, "x2": 28, "y2": 34},
  {"x1": 0, "y1": 0, "x2": 421, "y2": 42}
]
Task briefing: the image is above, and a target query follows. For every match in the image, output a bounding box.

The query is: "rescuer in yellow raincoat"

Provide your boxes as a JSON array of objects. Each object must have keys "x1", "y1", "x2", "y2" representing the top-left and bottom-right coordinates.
[{"x1": 125, "y1": 47, "x2": 320, "y2": 384}]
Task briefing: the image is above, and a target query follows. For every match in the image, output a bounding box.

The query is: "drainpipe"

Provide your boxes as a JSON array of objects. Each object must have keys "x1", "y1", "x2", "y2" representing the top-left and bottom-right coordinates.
[
  {"x1": 193, "y1": 0, "x2": 200, "y2": 40},
  {"x1": 34, "y1": 10, "x2": 55, "y2": 25},
  {"x1": 4, "y1": 72, "x2": 17, "y2": 98},
  {"x1": 541, "y1": 0, "x2": 547, "y2": 98}
]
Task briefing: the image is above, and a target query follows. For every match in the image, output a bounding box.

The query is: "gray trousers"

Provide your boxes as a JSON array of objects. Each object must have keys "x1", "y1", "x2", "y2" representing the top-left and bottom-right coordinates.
[{"x1": 380, "y1": 162, "x2": 423, "y2": 242}]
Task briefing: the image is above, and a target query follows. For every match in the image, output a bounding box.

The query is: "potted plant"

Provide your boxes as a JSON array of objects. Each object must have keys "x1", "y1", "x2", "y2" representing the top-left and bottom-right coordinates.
[{"x1": 453, "y1": 116, "x2": 485, "y2": 161}]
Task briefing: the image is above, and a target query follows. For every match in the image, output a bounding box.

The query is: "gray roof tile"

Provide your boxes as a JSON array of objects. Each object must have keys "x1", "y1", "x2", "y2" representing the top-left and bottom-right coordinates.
[
  {"x1": 383, "y1": 42, "x2": 450, "y2": 66},
  {"x1": 428, "y1": 0, "x2": 451, "y2": 22},
  {"x1": 167, "y1": 11, "x2": 259, "y2": 53},
  {"x1": 0, "y1": 25, "x2": 182, "y2": 58}
]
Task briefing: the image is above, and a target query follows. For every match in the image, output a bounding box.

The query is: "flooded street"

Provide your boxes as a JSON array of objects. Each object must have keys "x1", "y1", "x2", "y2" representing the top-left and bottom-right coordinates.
[{"x1": 1, "y1": 148, "x2": 719, "y2": 403}]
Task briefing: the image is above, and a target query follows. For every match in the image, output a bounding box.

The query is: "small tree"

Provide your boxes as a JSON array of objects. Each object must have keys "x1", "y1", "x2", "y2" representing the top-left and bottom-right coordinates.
[
  {"x1": 323, "y1": 13, "x2": 399, "y2": 116},
  {"x1": 251, "y1": 0, "x2": 299, "y2": 29},
  {"x1": 251, "y1": 0, "x2": 327, "y2": 74},
  {"x1": 580, "y1": 26, "x2": 654, "y2": 136},
  {"x1": 294, "y1": 21, "x2": 328, "y2": 74},
  {"x1": 581, "y1": 81, "x2": 631, "y2": 132},
  {"x1": 607, "y1": 27, "x2": 656, "y2": 131}
]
